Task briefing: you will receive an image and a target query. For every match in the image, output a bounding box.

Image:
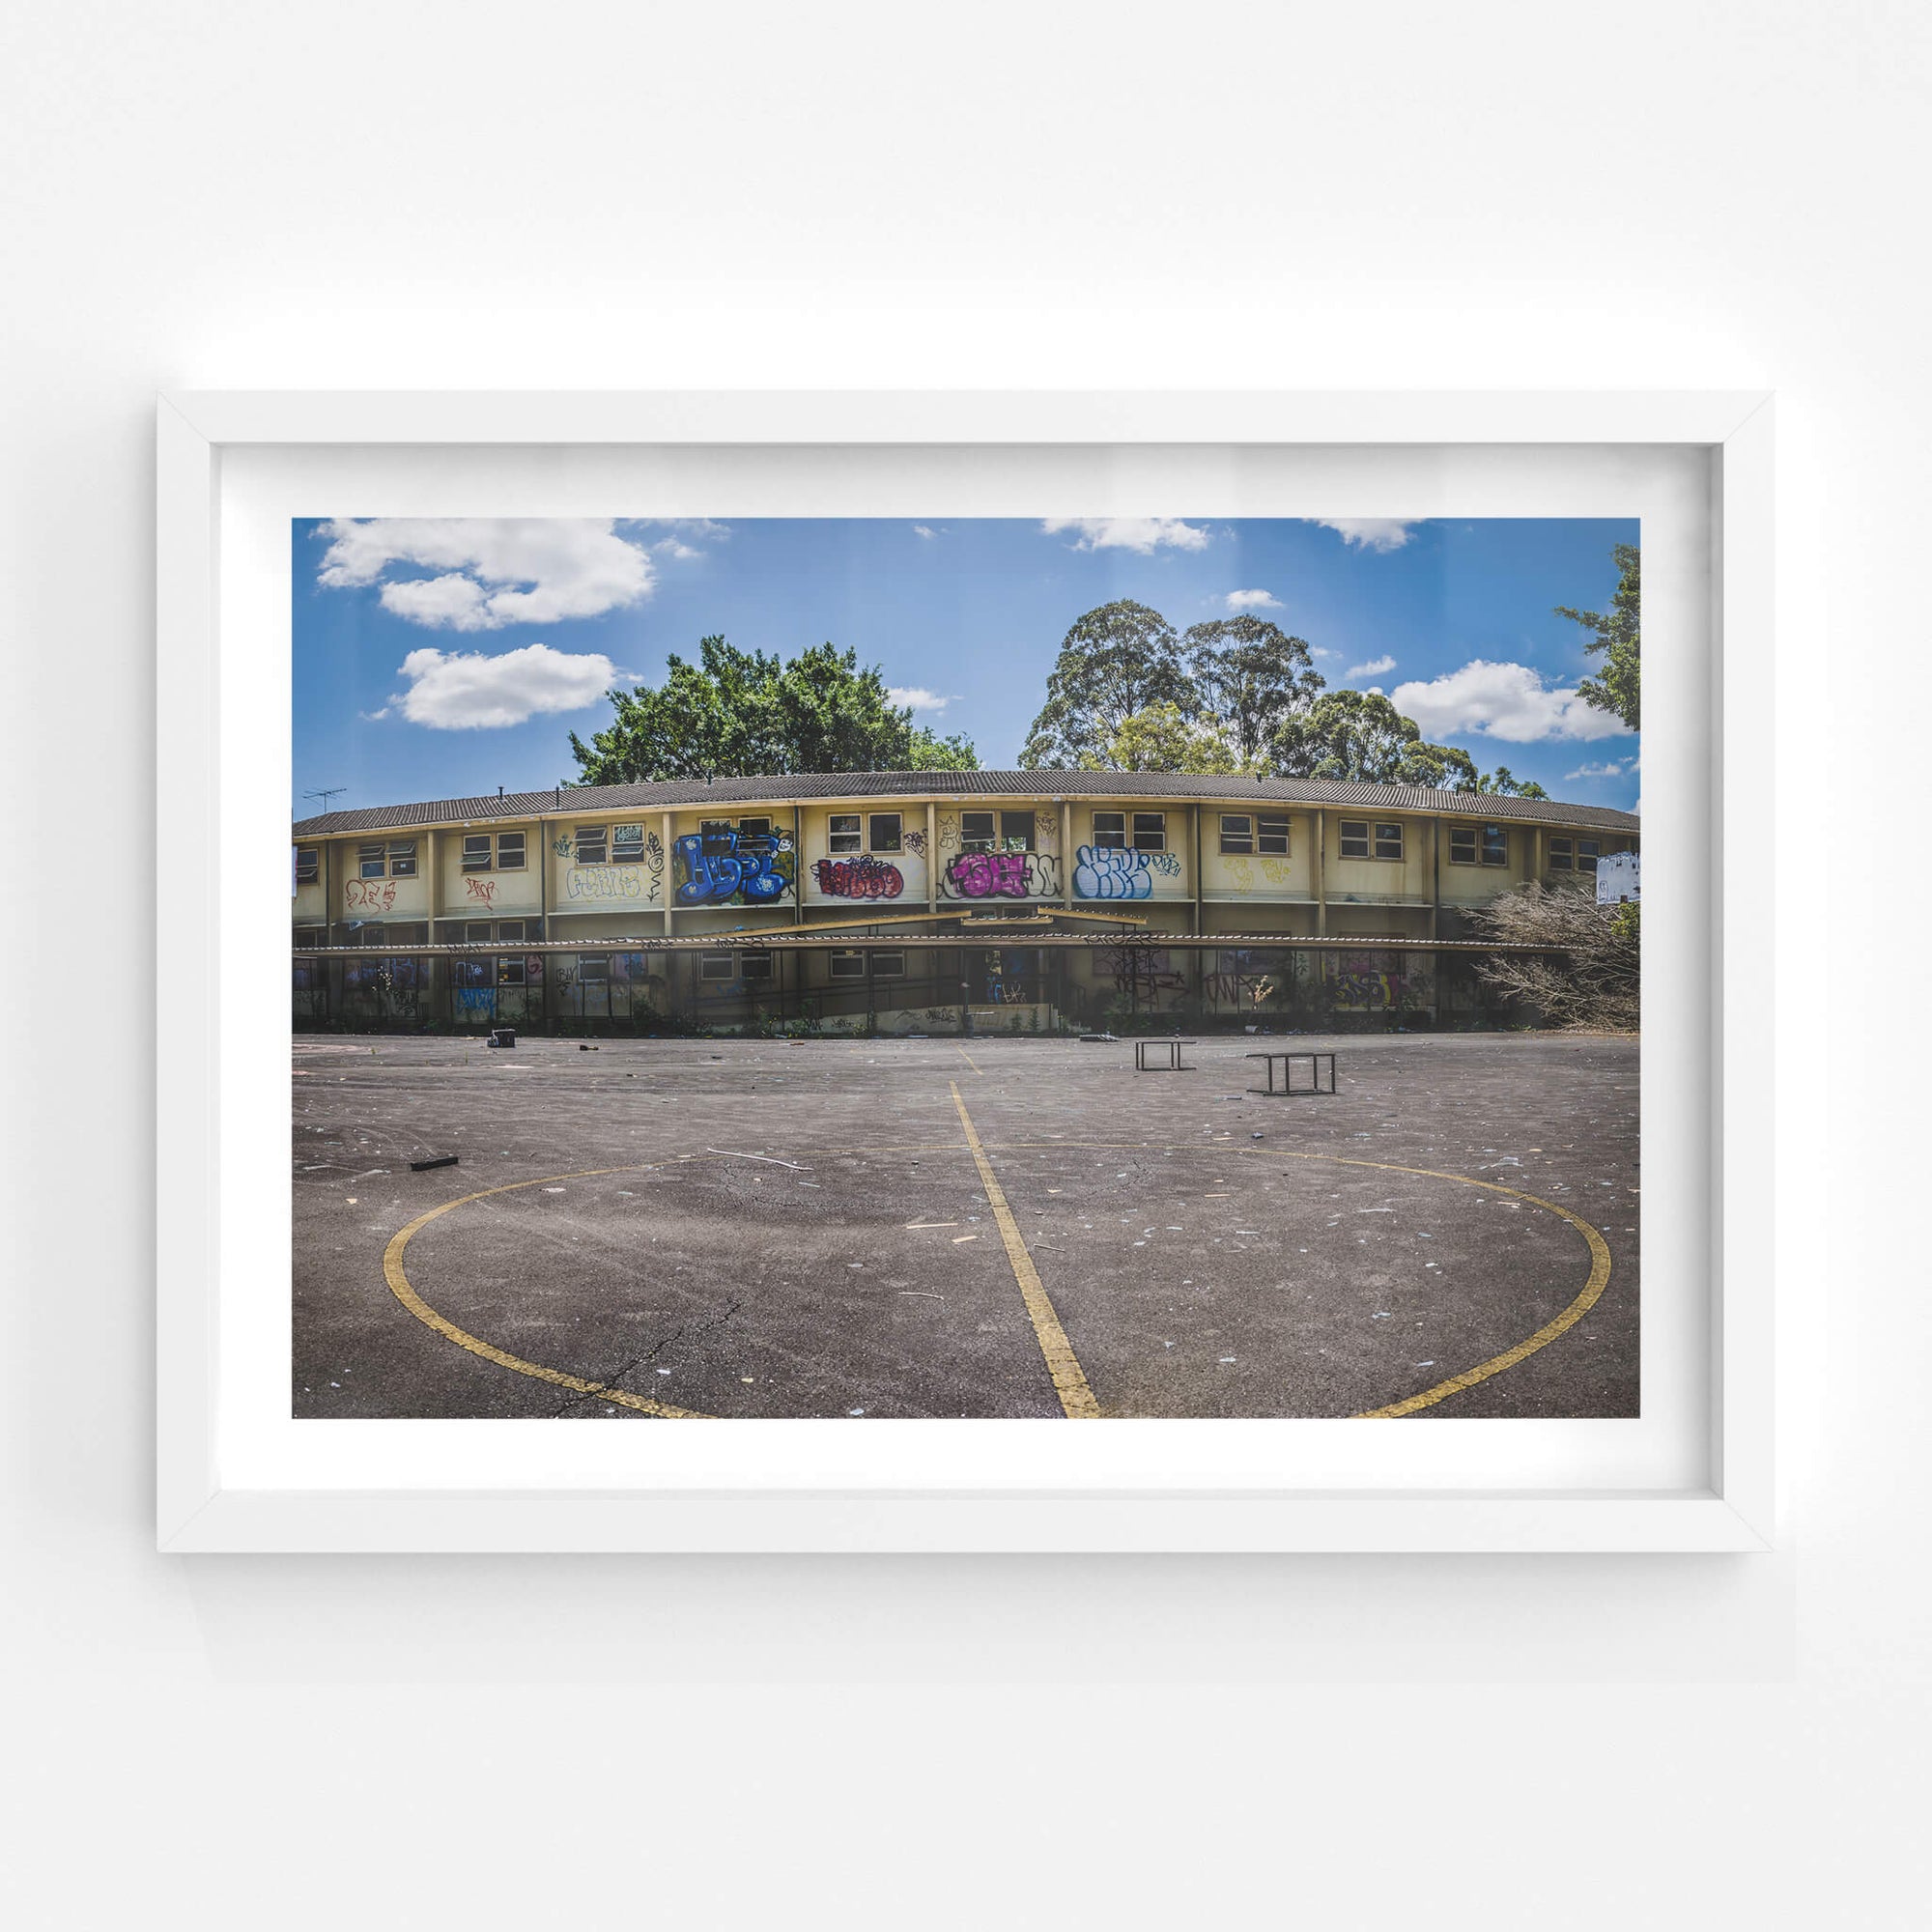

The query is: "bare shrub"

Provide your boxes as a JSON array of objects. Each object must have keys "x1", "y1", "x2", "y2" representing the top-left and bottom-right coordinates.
[{"x1": 1469, "y1": 882, "x2": 1640, "y2": 1032}]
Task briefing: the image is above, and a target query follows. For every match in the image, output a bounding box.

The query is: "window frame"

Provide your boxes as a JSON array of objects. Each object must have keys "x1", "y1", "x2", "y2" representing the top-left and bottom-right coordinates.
[
  {"x1": 461, "y1": 834, "x2": 494, "y2": 872},
  {"x1": 1576, "y1": 838, "x2": 1601, "y2": 874},
  {"x1": 828, "y1": 950, "x2": 866, "y2": 980},
  {"x1": 698, "y1": 952, "x2": 738, "y2": 982},
  {"x1": 387, "y1": 838, "x2": 418, "y2": 877},
  {"x1": 1257, "y1": 813, "x2": 1291, "y2": 858},
  {"x1": 611, "y1": 822, "x2": 646, "y2": 864},
  {"x1": 828, "y1": 812, "x2": 863, "y2": 855},
  {"x1": 1091, "y1": 810, "x2": 1126, "y2": 850},
  {"x1": 867, "y1": 811, "x2": 903, "y2": 854},
  {"x1": 1548, "y1": 837, "x2": 1575, "y2": 871},
  {"x1": 869, "y1": 950, "x2": 905, "y2": 980},
  {"x1": 960, "y1": 810, "x2": 997, "y2": 853},
  {"x1": 738, "y1": 950, "x2": 774, "y2": 981},
  {"x1": 1374, "y1": 821, "x2": 1404, "y2": 862},
  {"x1": 495, "y1": 831, "x2": 526, "y2": 870},
  {"x1": 573, "y1": 824, "x2": 608, "y2": 867},
  {"x1": 1481, "y1": 823, "x2": 1509, "y2": 867},
  {"x1": 294, "y1": 846, "x2": 320, "y2": 886},
  {"x1": 1219, "y1": 813, "x2": 1254, "y2": 856},
  {"x1": 357, "y1": 842, "x2": 387, "y2": 880},
  {"x1": 1000, "y1": 810, "x2": 1036, "y2": 853},
  {"x1": 1131, "y1": 811, "x2": 1167, "y2": 852}
]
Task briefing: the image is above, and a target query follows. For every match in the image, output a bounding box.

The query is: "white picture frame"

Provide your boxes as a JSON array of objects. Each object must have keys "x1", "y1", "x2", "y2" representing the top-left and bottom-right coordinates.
[{"x1": 156, "y1": 390, "x2": 1775, "y2": 1554}]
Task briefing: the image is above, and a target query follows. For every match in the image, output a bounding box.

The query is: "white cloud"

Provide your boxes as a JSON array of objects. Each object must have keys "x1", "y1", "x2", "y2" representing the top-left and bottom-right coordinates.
[
  {"x1": 888, "y1": 686, "x2": 956, "y2": 713},
  {"x1": 1310, "y1": 645, "x2": 1340, "y2": 661},
  {"x1": 1312, "y1": 518, "x2": 1420, "y2": 553},
  {"x1": 1390, "y1": 659, "x2": 1634, "y2": 744},
  {"x1": 387, "y1": 644, "x2": 620, "y2": 729},
  {"x1": 1564, "y1": 757, "x2": 1636, "y2": 781},
  {"x1": 316, "y1": 518, "x2": 655, "y2": 630},
  {"x1": 1347, "y1": 655, "x2": 1397, "y2": 679},
  {"x1": 912, "y1": 525, "x2": 940, "y2": 539},
  {"x1": 1224, "y1": 588, "x2": 1281, "y2": 610},
  {"x1": 1041, "y1": 517, "x2": 1212, "y2": 554}
]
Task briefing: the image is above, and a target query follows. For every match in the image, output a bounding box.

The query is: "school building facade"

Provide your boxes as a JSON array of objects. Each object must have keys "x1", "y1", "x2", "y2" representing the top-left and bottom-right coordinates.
[{"x1": 289, "y1": 772, "x2": 1640, "y2": 1034}]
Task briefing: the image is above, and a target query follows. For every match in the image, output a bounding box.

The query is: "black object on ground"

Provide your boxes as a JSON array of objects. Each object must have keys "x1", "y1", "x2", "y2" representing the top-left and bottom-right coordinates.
[
  {"x1": 489, "y1": 1028, "x2": 517, "y2": 1049},
  {"x1": 410, "y1": 1153, "x2": 460, "y2": 1171}
]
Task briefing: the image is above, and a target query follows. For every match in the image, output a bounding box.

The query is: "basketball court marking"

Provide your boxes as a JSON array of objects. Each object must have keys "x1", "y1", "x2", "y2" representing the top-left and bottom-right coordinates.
[
  {"x1": 955, "y1": 1045, "x2": 984, "y2": 1076},
  {"x1": 375, "y1": 1130, "x2": 1612, "y2": 1421},
  {"x1": 948, "y1": 1083, "x2": 1100, "y2": 1419}
]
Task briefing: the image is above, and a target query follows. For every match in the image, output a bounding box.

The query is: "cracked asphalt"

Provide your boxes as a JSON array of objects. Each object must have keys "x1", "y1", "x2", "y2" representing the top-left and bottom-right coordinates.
[{"x1": 293, "y1": 1031, "x2": 1639, "y2": 1419}]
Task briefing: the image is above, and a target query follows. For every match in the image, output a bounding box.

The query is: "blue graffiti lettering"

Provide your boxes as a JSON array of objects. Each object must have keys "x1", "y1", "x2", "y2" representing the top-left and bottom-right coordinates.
[
  {"x1": 673, "y1": 829, "x2": 793, "y2": 906},
  {"x1": 1074, "y1": 845, "x2": 1153, "y2": 900}
]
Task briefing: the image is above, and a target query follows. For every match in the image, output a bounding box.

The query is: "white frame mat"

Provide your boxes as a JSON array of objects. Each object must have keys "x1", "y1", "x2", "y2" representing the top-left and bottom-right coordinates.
[{"x1": 156, "y1": 391, "x2": 1775, "y2": 1553}]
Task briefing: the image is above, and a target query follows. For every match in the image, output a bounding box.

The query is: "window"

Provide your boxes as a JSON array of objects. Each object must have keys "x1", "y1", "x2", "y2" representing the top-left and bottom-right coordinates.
[
  {"x1": 739, "y1": 816, "x2": 772, "y2": 839},
  {"x1": 577, "y1": 955, "x2": 610, "y2": 982},
  {"x1": 829, "y1": 813, "x2": 862, "y2": 854},
  {"x1": 574, "y1": 825, "x2": 607, "y2": 866},
  {"x1": 1092, "y1": 810, "x2": 1126, "y2": 849},
  {"x1": 386, "y1": 923, "x2": 429, "y2": 946},
  {"x1": 868, "y1": 811, "x2": 902, "y2": 853},
  {"x1": 870, "y1": 951, "x2": 905, "y2": 979},
  {"x1": 960, "y1": 810, "x2": 996, "y2": 852},
  {"x1": 388, "y1": 839, "x2": 417, "y2": 877},
  {"x1": 699, "y1": 952, "x2": 737, "y2": 981},
  {"x1": 1001, "y1": 810, "x2": 1035, "y2": 852},
  {"x1": 1132, "y1": 812, "x2": 1166, "y2": 851},
  {"x1": 496, "y1": 831, "x2": 526, "y2": 869},
  {"x1": 464, "y1": 922, "x2": 493, "y2": 944},
  {"x1": 611, "y1": 822, "x2": 644, "y2": 864},
  {"x1": 1482, "y1": 824, "x2": 1509, "y2": 867},
  {"x1": 829, "y1": 950, "x2": 866, "y2": 980},
  {"x1": 497, "y1": 955, "x2": 526, "y2": 987},
  {"x1": 293, "y1": 925, "x2": 326, "y2": 950},
  {"x1": 1257, "y1": 813, "x2": 1291, "y2": 857},
  {"x1": 295, "y1": 847, "x2": 319, "y2": 885},
  {"x1": 1576, "y1": 838, "x2": 1601, "y2": 873},
  {"x1": 358, "y1": 842, "x2": 387, "y2": 879},
  {"x1": 1548, "y1": 837, "x2": 1574, "y2": 870},
  {"x1": 739, "y1": 951, "x2": 773, "y2": 981},
  {"x1": 1374, "y1": 822, "x2": 1404, "y2": 861},
  {"x1": 462, "y1": 835, "x2": 493, "y2": 872},
  {"x1": 497, "y1": 920, "x2": 526, "y2": 944},
  {"x1": 1220, "y1": 813, "x2": 1254, "y2": 855},
  {"x1": 1339, "y1": 820, "x2": 1370, "y2": 860}
]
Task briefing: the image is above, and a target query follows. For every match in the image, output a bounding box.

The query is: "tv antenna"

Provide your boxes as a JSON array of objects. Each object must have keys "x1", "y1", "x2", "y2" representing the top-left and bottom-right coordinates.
[{"x1": 303, "y1": 785, "x2": 346, "y2": 812}]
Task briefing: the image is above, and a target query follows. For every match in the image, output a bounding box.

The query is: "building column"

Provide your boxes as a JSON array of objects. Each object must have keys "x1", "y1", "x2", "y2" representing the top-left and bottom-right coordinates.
[
  {"x1": 926, "y1": 800, "x2": 938, "y2": 917},
  {"x1": 1061, "y1": 800, "x2": 1073, "y2": 907},
  {"x1": 1431, "y1": 816, "x2": 1441, "y2": 942},
  {"x1": 1314, "y1": 809, "x2": 1328, "y2": 937},
  {"x1": 661, "y1": 810, "x2": 677, "y2": 936}
]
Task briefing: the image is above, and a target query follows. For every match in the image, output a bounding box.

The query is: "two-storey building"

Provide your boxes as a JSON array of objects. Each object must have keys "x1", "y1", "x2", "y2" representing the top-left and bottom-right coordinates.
[{"x1": 291, "y1": 772, "x2": 1638, "y2": 1033}]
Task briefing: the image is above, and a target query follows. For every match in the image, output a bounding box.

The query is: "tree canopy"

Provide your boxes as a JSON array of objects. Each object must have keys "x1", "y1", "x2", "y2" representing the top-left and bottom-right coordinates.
[
  {"x1": 1018, "y1": 601, "x2": 1198, "y2": 768},
  {"x1": 1180, "y1": 616, "x2": 1324, "y2": 766},
  {"x1": 568, "y1": 635, "x2": 979, "y2": 782},
  {"x1": 1557, "y1": 542, "x2": 1640, "y2": 730},
  {"x1": 1268, "y1": 688, "x2": 1481, "y2": 789},
  {"x1": 1091, "y1": 701, "x2": 1247, "y2": 776}
]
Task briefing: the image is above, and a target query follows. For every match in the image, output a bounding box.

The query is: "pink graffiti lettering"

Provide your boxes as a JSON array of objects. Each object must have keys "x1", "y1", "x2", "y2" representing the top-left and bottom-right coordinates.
[
  {"x1": 813, "y1": 856, "x2": 903, "y2": 899},
  {"x1": 944, "y1": 850, "x2": 1031, "y2": 898},
  {"x1": 345, "y1": 877, "x2": 397, "y2": 912},
  {"x1": 465, "y1": 876, "x2": 497, "y2": 905}
]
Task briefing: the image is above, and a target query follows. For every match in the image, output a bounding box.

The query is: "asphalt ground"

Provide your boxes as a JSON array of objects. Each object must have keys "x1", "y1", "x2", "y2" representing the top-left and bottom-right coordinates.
[{"x1": 293, "y1": 1031, "x2": 1639, "y2": 1420}]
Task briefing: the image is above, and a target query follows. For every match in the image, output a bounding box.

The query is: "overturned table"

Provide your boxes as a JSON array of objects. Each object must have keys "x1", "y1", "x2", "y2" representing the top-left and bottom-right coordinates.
[
  {"x1": 1134, "y1": 1037, "x2": 1198, "y2": 1072},
  {"x1": 1245, "y1": 1049, "x2": 1338, "y2": 1096}
]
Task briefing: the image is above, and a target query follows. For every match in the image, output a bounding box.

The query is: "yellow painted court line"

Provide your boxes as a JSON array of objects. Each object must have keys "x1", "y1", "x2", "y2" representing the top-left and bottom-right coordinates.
[
  {"x1": 948, "y1": 1082, "x2": 1100, "y2": 1419},
  {"x1": 955, "y1": 1044, "x2": 984, "y2": 1076},
  {"x1": 970, "y1": 1138, "x2": 1615, "y2": 1417}
]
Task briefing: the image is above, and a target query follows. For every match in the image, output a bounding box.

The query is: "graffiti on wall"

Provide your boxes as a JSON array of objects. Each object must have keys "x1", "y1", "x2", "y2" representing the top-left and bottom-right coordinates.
[
  {"x1": 1099, "y1": 944, "x2": 1188, "y2": 1008},
  {"x1": 345, "y1": 877, "x2": 398, "y2": 912},
  {"x1": 1074, "y1": 845, "x2": 1152, "y2": 900},
  {"x1": 902, "y1": 827, "x2": 927, "y2": 856},
  {"x1": 455, "y1": 987, "x2": 496, "y2": 1015},
  {"x1": 565, "y1": 865, "x2": 643, "y2": 901},
  {"x1": 673, "y1": 827, "x2": 795, "y2": 906},
  {"x1": 812, "y1": 855, "x2": 904, "y2": 899},
  {"x1": 464, "y1": 876, "x2": 497, "y2": 906},
  {"x1": 1324, "y1": 957, "x2": 1406, "y2": 1011},
  {"x1": 940, "y1": 850, "x2": 1064, "y2": 901}
]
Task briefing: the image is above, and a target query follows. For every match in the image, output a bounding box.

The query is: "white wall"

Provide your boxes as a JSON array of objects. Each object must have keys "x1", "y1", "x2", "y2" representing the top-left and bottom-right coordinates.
[{"x1": 3, "y1": 2, "x2": 1921, "y2": 1924}]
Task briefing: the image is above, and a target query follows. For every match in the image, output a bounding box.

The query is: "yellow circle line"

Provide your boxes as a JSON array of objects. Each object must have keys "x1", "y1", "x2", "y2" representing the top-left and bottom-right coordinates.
[{"x1": 378, "y1": 1139, "x2": 1613, "y2": 1422}]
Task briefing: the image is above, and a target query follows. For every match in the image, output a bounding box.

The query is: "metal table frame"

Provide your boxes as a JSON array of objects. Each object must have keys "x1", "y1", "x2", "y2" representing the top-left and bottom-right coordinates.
[
  {"x1": 1245, "y1": 1049, "x2": 1337, "y2": 1095},
  {"x1": 1134, "y1": 1037, "x2": 1197, "y2": 1072}
]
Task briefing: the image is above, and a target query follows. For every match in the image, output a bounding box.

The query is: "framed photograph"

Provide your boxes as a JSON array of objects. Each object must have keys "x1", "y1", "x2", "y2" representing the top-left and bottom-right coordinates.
[{"x1": 156, "y1": 391, "x2": 1774, "y2": 1552}]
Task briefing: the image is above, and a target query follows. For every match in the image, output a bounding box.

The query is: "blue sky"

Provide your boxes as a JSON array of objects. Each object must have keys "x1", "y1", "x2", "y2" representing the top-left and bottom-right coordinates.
[{"x1": 291, "y1": 515, "x2": 1641, "y2": 814}]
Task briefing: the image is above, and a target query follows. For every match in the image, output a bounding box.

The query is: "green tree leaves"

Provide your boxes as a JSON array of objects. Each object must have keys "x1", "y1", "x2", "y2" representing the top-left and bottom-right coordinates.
[
  {"x1": 568, "y1": 635, "x2": 979, "y2": 782},
  {"x1": 1557, "y1": 542, "x2": 1641, "y2": 730}
]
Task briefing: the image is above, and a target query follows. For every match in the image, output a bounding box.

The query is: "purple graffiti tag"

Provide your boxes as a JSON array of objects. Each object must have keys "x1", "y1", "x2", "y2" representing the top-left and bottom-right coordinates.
[
  {"x1": 944, "y1": 850, "x2": 1031, "y2": 898},
  {"x1": 813, "y1": 856, "x2": 904, "y2": 900}
]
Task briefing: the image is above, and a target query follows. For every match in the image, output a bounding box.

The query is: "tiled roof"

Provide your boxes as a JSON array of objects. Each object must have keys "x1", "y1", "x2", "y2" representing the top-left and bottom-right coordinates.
[{"x1": 292, "y1": 770, "x2": 1640, "y2": 838}]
